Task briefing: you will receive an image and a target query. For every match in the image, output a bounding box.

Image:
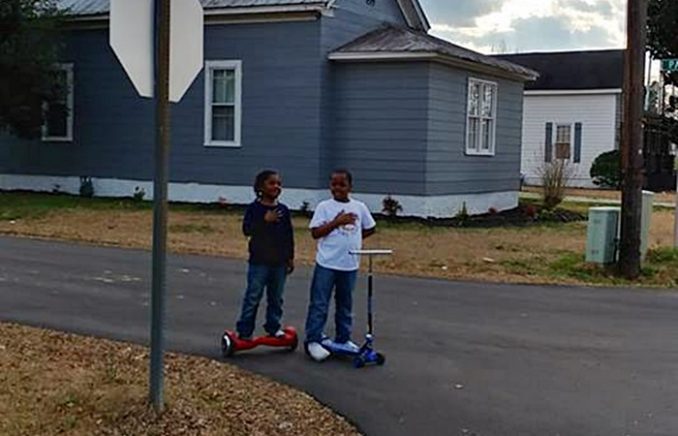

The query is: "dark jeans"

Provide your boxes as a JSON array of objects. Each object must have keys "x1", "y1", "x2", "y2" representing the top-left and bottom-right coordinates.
[
  {"x1": 236, "y1": 263, "x2": 287, "y2": 338},
  {"x1": 305, "y1": 264, "x2": 357, "y2": 344}
]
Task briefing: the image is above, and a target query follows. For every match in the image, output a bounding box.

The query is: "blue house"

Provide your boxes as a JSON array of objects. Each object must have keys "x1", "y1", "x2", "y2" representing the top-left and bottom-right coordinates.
[{"x1": 0, "y1": 0, "x2": 536, "y2": 217}]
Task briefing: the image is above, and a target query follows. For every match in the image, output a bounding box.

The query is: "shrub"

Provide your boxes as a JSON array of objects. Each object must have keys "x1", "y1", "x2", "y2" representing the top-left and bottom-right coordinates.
[
  {"x1": 133, "y1": 186, "x2": 146, "y2": 202},
  {"x1": 590, "y1": 150, "x2": 621, "y2": 189},
  {"x1": 539, "y1": 159, "x2": 574, "y2": 210},
  {"x1": 300, "y1": 201, "x2": 311, "y2": 215},
  {"x1": 79, "y1": 177, "x2": 94, "y2": 198},
  {"x1": 382, "y1": 195, "x2": 403, "y2": 217},
  {"x1": 523, "y1": 204, "x2": 538, "y2": 220},
  {"x1": 455, "y1": 202, "x2": 470, "y2": 225}
]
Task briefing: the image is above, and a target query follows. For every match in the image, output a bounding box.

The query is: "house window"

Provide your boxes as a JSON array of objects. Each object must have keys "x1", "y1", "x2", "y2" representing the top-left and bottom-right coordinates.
[
  {"x1": 42, "y1": 64, "x2": 74, "y2": 142},
  {"x1": 466, "y1": 78, "x2": 497, "y2": 156},
  {"x1": 204, "y1": 60, "x2": 242, "y2": 147},
  {"x1": 555, "y1": 124, "x2": 572, "y2": 159}
]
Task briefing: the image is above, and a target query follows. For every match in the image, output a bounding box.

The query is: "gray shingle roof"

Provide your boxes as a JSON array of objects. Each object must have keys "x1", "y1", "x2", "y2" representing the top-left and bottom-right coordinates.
[
  {"x1": 331, "y1": 27, "x2": 538, "y2": 80},
  {"x1": 495, "y1": 50, "x2": 624, "y2": 91},
  {"x1": 57, "y1": 0, "x2": 327, "y2": 16}
]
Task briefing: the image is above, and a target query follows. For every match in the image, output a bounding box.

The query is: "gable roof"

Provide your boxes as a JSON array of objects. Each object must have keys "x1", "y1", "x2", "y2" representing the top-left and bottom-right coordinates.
[
  {"x1": 330, "y1": 27, "x2": 538, "y2": 81},
  {"x1": 57, "y1": 0, "x2": 430, "y2": 30},
  {"x1": 495, "y1": 50, "x2": 624, "y2": 91}
]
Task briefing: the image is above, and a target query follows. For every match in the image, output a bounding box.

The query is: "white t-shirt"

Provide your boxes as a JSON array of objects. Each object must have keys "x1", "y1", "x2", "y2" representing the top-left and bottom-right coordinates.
[{"x1": 309, "y1": 198, "x2": 377, "y2": 271}]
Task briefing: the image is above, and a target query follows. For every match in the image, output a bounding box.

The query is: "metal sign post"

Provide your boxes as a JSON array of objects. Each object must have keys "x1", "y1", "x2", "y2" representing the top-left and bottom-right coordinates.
[
  {"x1": 110, "y1": 0, "x2": 203, "y2": 413},
  {"x1": 149, "y1": 0, "x2": 171, "y2": 413}
]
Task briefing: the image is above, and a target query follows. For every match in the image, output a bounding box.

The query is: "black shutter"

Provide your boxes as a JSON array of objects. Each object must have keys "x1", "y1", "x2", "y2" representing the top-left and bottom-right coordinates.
[
  {"x1": 545, "y1": 122, "x2": 553, "y2": 162},
  {"x1": 574, "y1": 123, "x2": 582, "y2": 163}
]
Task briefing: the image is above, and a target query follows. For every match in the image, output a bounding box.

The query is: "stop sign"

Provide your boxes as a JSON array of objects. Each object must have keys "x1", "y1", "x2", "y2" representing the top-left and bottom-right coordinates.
[{"x1": 110, "y1": 0, "x2": 204, "y2": 103}]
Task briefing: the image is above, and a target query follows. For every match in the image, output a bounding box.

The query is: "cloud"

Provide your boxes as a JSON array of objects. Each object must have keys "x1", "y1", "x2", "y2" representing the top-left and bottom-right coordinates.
[{"x1": 422, "y1": 0, "x2": 625, "y2": 53}]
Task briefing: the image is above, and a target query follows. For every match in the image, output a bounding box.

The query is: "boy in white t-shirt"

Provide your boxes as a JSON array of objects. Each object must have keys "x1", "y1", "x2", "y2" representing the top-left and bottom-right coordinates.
[{"x1": 304, "y1": 169, "x2": 376, "y2": 362}]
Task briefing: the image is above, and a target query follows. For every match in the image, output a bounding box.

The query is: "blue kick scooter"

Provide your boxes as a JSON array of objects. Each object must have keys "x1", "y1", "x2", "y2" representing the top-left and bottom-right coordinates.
[{"x1": 321, "y1": 249, "x2": 393, "y2": 368}]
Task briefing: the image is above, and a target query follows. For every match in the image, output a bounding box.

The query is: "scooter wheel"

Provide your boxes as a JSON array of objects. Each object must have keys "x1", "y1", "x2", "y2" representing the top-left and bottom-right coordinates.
[
  {"x1": 353, "y1": 356, "x2": 366, "y2": 369},
  {"x1": 221, "y1": 333, "x2": 235, "y2": 358},
  {"x1": 376, "y1": 353, "x2": 386, "y2": 366}
]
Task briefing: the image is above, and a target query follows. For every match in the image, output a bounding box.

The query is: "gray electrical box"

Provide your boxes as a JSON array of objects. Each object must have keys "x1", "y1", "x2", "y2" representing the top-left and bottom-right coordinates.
[{"x1": 586, "y1": 207, "x2": 621, "y2": 264}]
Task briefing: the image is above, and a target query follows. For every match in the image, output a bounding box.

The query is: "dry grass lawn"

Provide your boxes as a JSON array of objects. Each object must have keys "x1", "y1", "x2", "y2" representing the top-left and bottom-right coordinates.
[
  {"x1": 0, "y1": 191, "x2": 676, "y2": 287},
  {"x1": 523, "y1": 186, "x2": 676, "y2": 205},
  {"x1": 0, "y1": 323, "x2": 359, "y2": 436}
]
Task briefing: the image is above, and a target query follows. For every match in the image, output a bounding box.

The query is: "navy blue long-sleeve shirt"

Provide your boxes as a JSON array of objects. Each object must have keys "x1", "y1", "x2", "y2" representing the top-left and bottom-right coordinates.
[{"x1": 242, "y1": 201, "x2": 294, "y2": 266}]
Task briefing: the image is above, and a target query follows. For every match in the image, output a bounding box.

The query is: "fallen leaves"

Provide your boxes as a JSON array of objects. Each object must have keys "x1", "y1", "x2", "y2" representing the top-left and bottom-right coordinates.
[{"x1": 0, "y1": 323, "x2": 360, "y2": 436}]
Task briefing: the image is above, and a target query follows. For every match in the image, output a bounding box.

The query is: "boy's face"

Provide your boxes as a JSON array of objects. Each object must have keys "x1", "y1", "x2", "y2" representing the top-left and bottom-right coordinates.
[
  {"x1": 330, "y1": 173, "x2": 351, "y2": 202},
  {"x1": 262, "y1": 174, "x2": 282, "y2": 199}
]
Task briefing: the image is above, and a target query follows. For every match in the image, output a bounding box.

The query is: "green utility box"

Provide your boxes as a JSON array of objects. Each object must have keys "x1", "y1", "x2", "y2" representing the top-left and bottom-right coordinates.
[
  {"x1": 586, "y1": 207, "x2": 621, "y2": 264},
  {"x1": 585, "y1": 192, "x2": 654, "y2": 265}
]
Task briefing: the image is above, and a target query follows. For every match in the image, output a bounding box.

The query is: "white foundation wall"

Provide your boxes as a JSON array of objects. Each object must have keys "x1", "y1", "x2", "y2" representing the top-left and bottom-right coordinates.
[
  {"x1": 0, "y1": 174, "x2": 518, "y2": 218},
  {"x1": 521, "y1": 93, "x2": 619, "y2": 188}
]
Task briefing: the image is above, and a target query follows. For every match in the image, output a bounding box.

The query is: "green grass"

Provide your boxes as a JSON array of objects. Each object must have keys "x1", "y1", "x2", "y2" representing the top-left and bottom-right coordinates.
[
  {"x1": 501, "y1": 248, "x2": 678, "y2": 287},
  {"x1": 0, "y1": 191, "x2": 240, "y2": 221}
]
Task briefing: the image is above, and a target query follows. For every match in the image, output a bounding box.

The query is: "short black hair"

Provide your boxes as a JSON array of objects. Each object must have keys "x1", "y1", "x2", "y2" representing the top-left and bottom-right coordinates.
[
  {"x1": 253, "y1": 170, "x2": 278, "y2": 197},
  {"x1": 331, "y1": 169, "x2": 353, "y2": 185}
]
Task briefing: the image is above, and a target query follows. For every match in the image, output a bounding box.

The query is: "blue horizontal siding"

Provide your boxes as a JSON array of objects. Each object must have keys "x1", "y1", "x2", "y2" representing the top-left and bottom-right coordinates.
[
  {"x1": 332, "y1": 62, "x2": 428, "y2": 195},
  {"x1": 425, "y1": 63, "x2": 525, "y2": 195},
  {"x1": 1, "y1": 20, "x2": 326, "y2": 193}
]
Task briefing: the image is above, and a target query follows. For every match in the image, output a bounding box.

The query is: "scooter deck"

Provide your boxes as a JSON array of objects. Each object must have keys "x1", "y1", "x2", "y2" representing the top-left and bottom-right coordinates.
[{"x1": 222, "y1": 326, "x2": 298, "y2": 357}]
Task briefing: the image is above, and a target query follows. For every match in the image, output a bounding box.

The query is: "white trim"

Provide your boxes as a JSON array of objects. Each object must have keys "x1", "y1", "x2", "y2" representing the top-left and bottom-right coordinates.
[
  {"x1": 525, "y1": 89, "x2": 623, "y2": 96},
  {"x1": 66, "y1": 4, "x2": 328, "y2": 23},
  {"x1": 203, "y1": 4, "x2": 327, "y2": 16},
  {"x1": 42, "y1": 63, "x2": 74, "y2": 143},
  {"x1": 395, "y1": 0, "x2": 430, "y2": 31},
  {"x1": 465, "y1": 78, "x2": 497, "y2": 157},
  {"x1": 329, "y1": 51, "x2": 537, "y2": 81},
  {"x1": 554, "y1": 123, "x2": 574, "y2": 160},
  {"x1": 205, "y1": 14, "x2": 319, "y2": 25},
  {"x1": 329, "y1": 52, "x2": 436, "y2": 62},
  {"x1": 204, "y1": 60, "x2": 242, "y2": 148},
  {"x1": 0, "y1": 174, "x2": 518, "y2": 218}
]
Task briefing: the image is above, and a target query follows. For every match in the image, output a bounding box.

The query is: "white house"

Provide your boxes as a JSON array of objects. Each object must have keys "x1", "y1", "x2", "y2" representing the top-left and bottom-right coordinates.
[{"x1": 497, "y1": 50, "x2": 623, "y2": 188}]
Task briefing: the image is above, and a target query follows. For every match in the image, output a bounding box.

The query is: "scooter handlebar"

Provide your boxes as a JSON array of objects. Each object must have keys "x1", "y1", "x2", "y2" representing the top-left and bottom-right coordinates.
[{"x1": 350, "y1": 249, "x2": 393, "y2": 256}]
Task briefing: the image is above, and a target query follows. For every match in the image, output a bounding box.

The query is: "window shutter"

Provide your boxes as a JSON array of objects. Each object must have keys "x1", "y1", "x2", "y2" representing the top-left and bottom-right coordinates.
[
  {"x1": 545, "y1": 122, "x2": 553, "y2": 162},
  {"x1": 574, "y1": 122, "x2": 582, "y2": 163}
]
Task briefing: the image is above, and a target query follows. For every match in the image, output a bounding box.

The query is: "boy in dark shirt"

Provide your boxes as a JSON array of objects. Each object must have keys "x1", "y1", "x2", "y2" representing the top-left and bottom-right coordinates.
[{"x1": 235, "y1": 170, "x2": 294, "y2": 340}]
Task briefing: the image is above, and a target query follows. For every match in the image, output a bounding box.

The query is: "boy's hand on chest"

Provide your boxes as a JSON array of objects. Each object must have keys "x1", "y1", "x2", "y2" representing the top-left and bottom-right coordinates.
[
  {"x1": 264, "y1": 209, "x2": 283, "y2": 223},
  {"x1": 333, "y1": 211, "x2": 358, "y2": 227}
]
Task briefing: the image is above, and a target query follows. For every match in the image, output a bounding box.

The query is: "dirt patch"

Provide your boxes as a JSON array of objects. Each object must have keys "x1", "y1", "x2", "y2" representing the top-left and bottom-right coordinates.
[
  {"x1": 0, "y1": 323, "x2": 359, "y2": 436},
  {"x1": 0, "y1": 192, "x2": 676, "y2": 287}
]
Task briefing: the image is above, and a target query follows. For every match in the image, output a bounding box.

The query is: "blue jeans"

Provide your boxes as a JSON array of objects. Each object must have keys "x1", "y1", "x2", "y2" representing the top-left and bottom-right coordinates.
[
  {"x1": 305, "y1": 264, "x2": 357, "y2": 344},
  {"x1": 236, "y1": 263, "x2": 287, "y2": 338}
]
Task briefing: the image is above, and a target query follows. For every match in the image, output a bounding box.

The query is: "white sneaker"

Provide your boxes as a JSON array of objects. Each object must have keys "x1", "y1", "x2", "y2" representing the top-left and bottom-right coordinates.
[
  {"x1": 334, "y1": 340, "x2": 361, "y2": 354},
  {"x1": 271, "y1": 329, "x2": 286, "y2": 339},
  {"x1": 307, "y1": 342, "x2": 330, "y2": 362}
]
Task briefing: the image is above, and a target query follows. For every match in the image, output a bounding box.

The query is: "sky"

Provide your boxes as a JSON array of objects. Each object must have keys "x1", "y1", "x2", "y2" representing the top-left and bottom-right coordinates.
[{"x1": 420, "y1": 0, "x2": 627, "y2": 54}]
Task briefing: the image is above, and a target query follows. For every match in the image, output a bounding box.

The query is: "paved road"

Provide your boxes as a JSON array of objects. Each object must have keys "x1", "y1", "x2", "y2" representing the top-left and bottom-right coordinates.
[{"x1": 2, "y1": 236, "x2": 678, "y2": 436}]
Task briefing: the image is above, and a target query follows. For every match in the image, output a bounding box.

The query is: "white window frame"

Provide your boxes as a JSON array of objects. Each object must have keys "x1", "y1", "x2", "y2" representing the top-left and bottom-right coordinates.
[
  {"x1": 204, "y1": 60, "x2": 242, "y2": 148},
  {"x1": 42, "y1": 63, "x2": 74, "y2": 142},
  {"x1": 465, "y1": 78, "x2": 497, "y2": 156},
  {"x1": 554, "y1": 123, "x2": 573, "y2": 160}
]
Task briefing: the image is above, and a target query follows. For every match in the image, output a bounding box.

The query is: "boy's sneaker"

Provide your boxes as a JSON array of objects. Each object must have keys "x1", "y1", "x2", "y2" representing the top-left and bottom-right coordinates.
[
  {"x1": 306, "y1": 342, "x2": 330, "y2": 362},
  {"x1": 331, "y1": 340, "x2": 361, "y2": 354},
  {"x1": 270, "y1": 329, "x2": 286, "y2": 339},
  {"x1": 238, "y1": 333, "x2": 253, "y2": 341}
]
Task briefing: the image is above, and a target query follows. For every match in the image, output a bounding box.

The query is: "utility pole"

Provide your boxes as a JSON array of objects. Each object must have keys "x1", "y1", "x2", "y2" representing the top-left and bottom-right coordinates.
[
  {"x1": 149, "y1": 0, "x2": 171, "y2": 413},
  {"x1": 618, "y1": 0, "x2": 647, "y2": 279}
]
